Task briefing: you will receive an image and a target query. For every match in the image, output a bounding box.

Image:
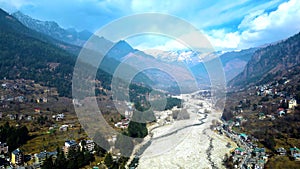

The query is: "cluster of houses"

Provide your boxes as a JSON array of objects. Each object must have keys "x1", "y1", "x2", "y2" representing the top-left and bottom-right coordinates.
[
  {"x1": 254, "y1": 77, "x2": 292, "y2": 97},
  {"x1": 0, "y1": 80, "x2": 54, "y2": 104},
  {"x1": 220, "y1": 79, "x2": 300, "y2": 168},
  {"x1": 114, "y1": 118, "x2": 130, "y2": 129},
  {"x1": 114, "y1": 103, "x2": 133, "y2": 129},
  {"x1": 49, "y1": 123, "x2": 74, "y2": 132},
  {"x1": 35, "y1": 97, "x2": 47, "y2": 104},
  {"x1": 233, "y1": 146, "x2": 267, "y2": 169},
  {"x1": 0, "y1": 139, "x2": 96, "y2": 168},
  {"x1": 229, "y1": 77, "x2": 298, "y2": 123},
  {"x1": 155, "y1": 109, "x2": 175, "y2": 125},
  {"x1": 254, "y1": 80, "x2": 298, "y2": 111},
  {"x1": 217, "y1": 122, "x2": 269, "y2": 169},
  {"x1": 0, "y1": 95, "x2": 26, "y2": 103},
  {"x1": 218, "y1": 117, "x2": 300, "y2": 169},
  {"x1": 1, "y1": 113, "x2": 33, "y2": 121}
]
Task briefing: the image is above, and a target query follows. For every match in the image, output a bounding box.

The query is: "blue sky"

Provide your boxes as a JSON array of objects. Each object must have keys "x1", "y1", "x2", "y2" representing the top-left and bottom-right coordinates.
[{"x1": 1, "y1": 0, "x2": 300, "y2": 51}]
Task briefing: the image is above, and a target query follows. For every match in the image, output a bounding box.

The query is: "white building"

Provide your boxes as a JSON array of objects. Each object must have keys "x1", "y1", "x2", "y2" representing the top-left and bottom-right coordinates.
[
  {"x1": 289, "y1": 99, "x2": 297, "y2": 109},
  {"x1": 79, "y1": 140, "x2": 95, "y2": 152},
  {"x1": 59, "y1": 124, "x2": 69, "y2": 131},
  {"x1": 56, "y1": 113, "x2": 65, "y2": 121},
  {"x1": 0, "y1": 142, "x2": 8, "y2": 154},
  {"x1": 63, "y1": 140, "x2": 78, "y2": 157}
]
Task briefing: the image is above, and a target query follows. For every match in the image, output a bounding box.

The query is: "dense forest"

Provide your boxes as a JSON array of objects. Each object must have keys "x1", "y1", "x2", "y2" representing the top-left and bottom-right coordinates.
[
  {"x1": 0, "y1": 9, "x2": 116, "y2": 98},
  {"x1": 0, "y1": 122, "x2": 30, "y2": 152}
]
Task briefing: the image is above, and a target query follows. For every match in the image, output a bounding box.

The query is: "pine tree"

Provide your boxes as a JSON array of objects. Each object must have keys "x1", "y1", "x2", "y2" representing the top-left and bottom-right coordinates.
[
  {"x1": 42, "y1": 157, "x2": 54, "y2": 169},
  {"x1": 104, "y1": 153, "x2": 113, "y2": 168}
]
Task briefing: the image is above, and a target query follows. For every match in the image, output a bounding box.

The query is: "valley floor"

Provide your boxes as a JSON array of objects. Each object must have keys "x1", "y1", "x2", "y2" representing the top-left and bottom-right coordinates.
[{"x1": 134, "y1": 93, "x2": 236, "y2": 169}]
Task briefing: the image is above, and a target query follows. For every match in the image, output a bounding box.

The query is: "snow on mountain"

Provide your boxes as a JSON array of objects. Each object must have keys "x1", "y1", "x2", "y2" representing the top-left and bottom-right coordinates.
[{"x1": 143, "y1": 49, "x2": 223, "y2": 66}]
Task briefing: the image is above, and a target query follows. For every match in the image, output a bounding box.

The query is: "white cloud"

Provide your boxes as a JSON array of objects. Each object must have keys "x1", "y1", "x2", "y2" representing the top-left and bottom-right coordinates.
[
  {"x1": 205, "y1": 30, "x2": 240, "y2": 50},
  {"x1": 201, "y1": 0, "x2": 300, "y2": 51},
  {"x1": 238, "y1": 0, "x2": 300, "y2": 48},
  {"x1": 238, "y1": 10, "x2": 265, "y2": 30},
  {"x1": 127, "y1": 0, "x2": 294, "y2": 51}
]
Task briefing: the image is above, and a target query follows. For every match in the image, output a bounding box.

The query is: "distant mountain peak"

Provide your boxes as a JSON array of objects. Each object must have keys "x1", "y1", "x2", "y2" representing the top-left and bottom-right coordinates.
[
  {"x1": 12, "y1": 11, "x2": 93, "y2": 47},
  {"x1": 143, "y1": 49, "x2": 221, "y2": 66}
]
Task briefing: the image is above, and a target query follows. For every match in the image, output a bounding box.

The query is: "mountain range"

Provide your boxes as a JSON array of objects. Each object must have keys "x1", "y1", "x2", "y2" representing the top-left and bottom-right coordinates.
[
  {"x1": 0, "y1": 8, "x2": 77, "y2": 97},
  {"x1": 8, "y1": 10, "x2": 261, "y2": 86},
  {"x1": 12, "y1": 11, "x2": 93, "y2": 47},
  {"x1": 2, "y1": 8, "x2": 299, "y2": 96}
]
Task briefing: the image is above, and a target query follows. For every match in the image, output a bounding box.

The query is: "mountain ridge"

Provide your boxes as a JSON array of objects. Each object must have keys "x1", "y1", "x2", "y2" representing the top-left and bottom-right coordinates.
[
  {"x1": 0, "y1": 8, "x2": 118, "y2": 97},
  {"x1": 12, "y1": 11, "x2": 93, "y2": 47},
  {"x1": 229, "y1": 32, "x2": 300, "y2": 89}
]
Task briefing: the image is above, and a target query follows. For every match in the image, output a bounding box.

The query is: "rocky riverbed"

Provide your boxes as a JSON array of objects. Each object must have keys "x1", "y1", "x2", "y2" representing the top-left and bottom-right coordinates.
[{"x1": 132, "y1": 92, "x2": 236, "y2": 169}]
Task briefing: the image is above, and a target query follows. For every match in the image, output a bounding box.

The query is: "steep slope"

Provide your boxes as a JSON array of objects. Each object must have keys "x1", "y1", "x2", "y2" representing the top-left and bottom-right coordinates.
[
  {"x1": 0, "y1": 9, "x2": 81, "y2": 55},
  {"x1": 229, "y1": 32, "x2": 300, "y2": 88},
  {"x1": 107, "y1": 40, "x2": 135, "y2": 60},
  {"x1": 0, "y1": 8, "x2": 115, "y2": 97},
  {"x1": 220, "y1": 48, "x2": 257, "y2": 81}
]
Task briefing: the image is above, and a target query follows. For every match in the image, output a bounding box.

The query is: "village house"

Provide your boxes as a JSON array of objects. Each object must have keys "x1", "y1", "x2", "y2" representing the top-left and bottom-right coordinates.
[
  {"x1": 59, "y1": 124, "x2": 69, "y2": 131},
  {"x1": 11, "y1": 148, "x2": 24, "y2": 166},
  {"x1": 15, "y1": 96, "x2": 25, "y2": 102},
  {"x1": 234, "y1": 147, "x2": 245, "y2": 155},
  {"x1": 63, "y1": 140, "x2": 79, "y2": 157},
  {"x1": 34, "y1": 151, "x2": 57, "y2": 166},
  {"x1": 239, "y1": 133, "x2": 248, "y2": 141},
  {"x1": 278, "y1": 110, "x2": 286, "y2": 117},
  {"x1": 124, "y1": 110, "x2": 132, "y2": 118},
  {"x1": 253, "y1": 148, "x2": 266, "y2": 157},
  {"x1": 1, "y1": 83, "x2": 7, "y2": 88},
  {"x1": 290, "y1": 147, "x2": 300, "y2": 161},
  {"x1": 18, "y1": 114, "x2": 25, "y2": 121},
  {"x1": 79, "y1": 140, "x2": 95, "y2": 152},
  {"x1": 258, "y1": 112, "x2": 266, "y2": 120},
  {"x1": 114, "y1": 118, "x2": 129, "y2": 129},
  {"x1": 42, "y1": 97, "x2": 48, "y2": 103},
  {"x1": 7, "y1": 114, "x2": 16, "y2": 120},
  {"x1": 27, "y1": 116, "x2": 32, "y2": 121},
  {"x1": 276, "y1": 147, "x2": 287, "y2": 156},
  {"x1": 107, "y1": 135, "x2": 117, "y2": 145},
  {"x1": 289, "y1": 99, "x2": 297, "y2": 109},
  {"x1": 34, "y1": 108, "x2": 41, "y2": 113},
  {"x1": 55, "y1": 113, "x2": 65, "y2": 121},
  {"x1": 266, "y1": 114, "x2": 276, "y2": 120},
  {"x1": 72, "y1": 99, "x2": 82, "y2": 107},
  {"x1": 0, "y1": 142, "x2": 8, "y2": 154}
]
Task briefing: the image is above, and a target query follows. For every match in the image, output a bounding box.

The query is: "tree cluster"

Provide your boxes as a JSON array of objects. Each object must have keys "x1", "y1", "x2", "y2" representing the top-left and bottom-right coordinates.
[
  {"x1": 0, "y1": 122, "x2": 29, "y2": 152},
  {"x1": 42, "y1": 147, "x2": 94, "y2": 169}
]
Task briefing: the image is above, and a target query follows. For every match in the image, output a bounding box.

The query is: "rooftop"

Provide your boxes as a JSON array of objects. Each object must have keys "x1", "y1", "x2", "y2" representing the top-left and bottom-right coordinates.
[
  {"x1": 35, "y1": 151, "x2": 57, "y2": 159},
  {"x1": 12, "y1": 148, "x2": 22, "y2": 155},
  {"x1": 65, "y1": 140, "x2": 77, "y2": 147}
]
